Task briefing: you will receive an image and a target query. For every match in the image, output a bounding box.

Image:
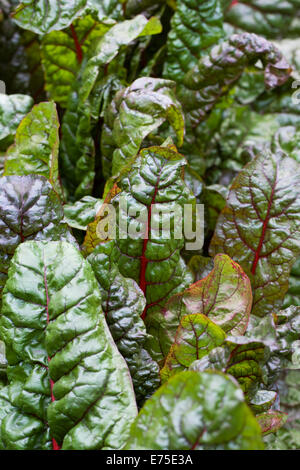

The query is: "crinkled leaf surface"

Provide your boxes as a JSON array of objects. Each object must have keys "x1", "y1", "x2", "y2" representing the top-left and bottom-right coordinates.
[
  {"x1": 146, "y1": 253, "x2": 252, "y2": 364},
  {"x1": 125, "y1": 371, "x2": 264, "y2": 450},
  {"x1": 163, "y1": 0, "x2": 224, "y2": 83},
  {"x1": 0, "y1": 175, "x2": 73, "y2": 305},
  {"x1": 41, "y1": 16, "x2": 111, "y2": 107},
  {"x1": 84, "y1": 146, "x2": 194, "y2": 322},
  {"x1": 210, "y1": 150, "x2": 300, "y2": 317},
  {"x1": 4, "y1": 102, "x2": 61, "y2": 195},
  {"x1": 182, "y1": 33, "x2": 291, "y2": 126},
  {"x1": 88, "y1": 240, "x2": 160, "y2": 405},
  {"x1": 12, "y1": 0, "x2": 88, "y2": 35},
  {"x1": 102, "y1": 77, "x2": 185, "y2": 177},
  {"x1": 249, "y1": 390, "x2": 277, "y2": 414},
  {"x1": 64, "y1": 196, "x2": 103, "y2": 231},
  {"x1": 225, "y1": 0, "x2": 300, "y2": 39},
  {"x1": 160, "y1": 313, "x2": 226, "y2": 383},
  {"x1": 190, "y1": 336, "x2": 269, "y2": 397},
  {"x1": 0, "y1": 241, "x2": 137, "y2": 449}
]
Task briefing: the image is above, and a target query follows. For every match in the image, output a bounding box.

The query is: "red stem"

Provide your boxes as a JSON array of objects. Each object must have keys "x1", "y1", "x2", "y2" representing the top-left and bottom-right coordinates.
[{"x1": 70, "y1": 24, "x2": 83, "y2": 64}]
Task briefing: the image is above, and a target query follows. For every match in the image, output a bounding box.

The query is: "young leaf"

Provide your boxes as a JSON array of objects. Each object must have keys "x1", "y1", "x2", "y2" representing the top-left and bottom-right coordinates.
[
  {"x1": 4, "y1": 102, "x2": 61, "y2": 195},
  {"x1": 146, "y1": 253, "x2": 252, "y2": 364},
  {"x1": 125, "y1": 371, "x2": 264, "y2": 450},
  {"x1": 0, "y1": 241, "x2": 137, "y2": 449},
  {"x1": 160, "y1": 313, "x2": 226, "y2": 383},
  {"x1": 256, "y1": 411, "x2": 288, "y2": 436},
  {"x1": 88, "y1": 241, "x2": 160, "y2": 405},
  {"x1": 210, "y1": 150, "x2": 300, "y2": 317},
  {"x1": 0, "y1": 175, "x2": 73, "y2": 305},
  {"x1": 101, "y1": 77, "x2": 185, "y2": 177}
]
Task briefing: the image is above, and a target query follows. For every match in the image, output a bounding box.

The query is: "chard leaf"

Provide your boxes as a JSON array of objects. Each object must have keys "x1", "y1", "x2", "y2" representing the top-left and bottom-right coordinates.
[
  {"x1": 225, "y1": 0, "x2": 300, "y2": 39},
  {"x1": 64, "y1": 196, "x2": 103, "y2": 231},
  {"x1": 125, "y1": 371, "x2": 264, "y2": 450},
  {"x1": 210, "y1": 150, "x2": 300, "y2": 317},
  {"x1": 88, "y1": 241, "x2": 160, "y2": 405},
  {"x1": 163, "y1": 0, "x2": 224, "y2": 83},
  {"x1": 101, "y1": 77, "x2": 185, "y2": 177},
  {"x1": 41, "y1": 16, "x2": 111, "y2": 107},
  {"x1": 4, "y1": 102, "x2": 61, "y2": 195},
  {"x1": 190, "y1": 336, "x2": 269, "y2": 397},
  {"x1": 0, "y1": 175, "x2": 73, "y2": 305},
  {"x1": 283, "y1": 257, "x2": 300, "y2": 308},
  {"x1": 147, "y1": 254, "x2": 252, "y2": 364},
  {"x1": 84, "y1": 146, "x2": 194, "y2": 322},
  {"x1": 182, "y1": 33, "x2": 291, "y2": 126},
  {"x1": 0, "y1": 241, "x2": 137, "y2": 449},
  {"x1": 256, "y1": 411, "x2": 288, "y2": 436},
  {"x1": 0, "y1": 94, "x2": 33, "y2": 151},
  {"x1": 249, "y1": 390, "x2": 277, "y2": 414},
  {"x1": 80, "y1": 15, "x2": 162, "y2": 103},
  {"x1": 12, "y1": 1, "x2": 88, "y2": 35},
  {"x1": 160, "y1": 313, "x2": 226, "y2": 383}
]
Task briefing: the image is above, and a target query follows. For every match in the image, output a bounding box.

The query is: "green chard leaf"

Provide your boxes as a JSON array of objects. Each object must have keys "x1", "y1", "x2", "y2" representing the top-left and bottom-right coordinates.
[
  {"x1": 0, "y1": 94, "x2": 33, "y2": 151},
  {"x1": 210, "y1": 149, "x2": 300, "y2": 317},
  {"x1": 283, "y1": 257, "x2": 300, "y2": 308},
  {"x1": 4, "y1": 102, "x2": 61, "y2": 195},
  {"x1": 101, "y1": 77, "x2": 185, "y2": 177},
  {"x1": 0, "y1": 175, "x2": 74, "y2": 305},
  {"x1": 64, "y1": 196, "x2": 103, "y2": 231},
  {"x1": 88, "y1": 240, "x2": 160, "y2": 405},
  {"x1": 41, "y1": 16, "x2": 111, "y2": 107},
  {"x1": 160, "y1": 313, "x2": 226, "y2": 383},
  {"x1": 146, "y1": 253, "x2": 252, "y2": 363},
  {"x1": 182, "y1": 33, "x2": 291, "y2": 126},
  {"x1": 190, "y1": 336, "x2": 270, "y2": 398},
  {"x1": 0, "y1": 241, "x2": 137, "y2": 449},
  {"x1": 12, "y1": 1, "x2": 88, "y2": 35},
  {"x1": 125, "y1": 371, "x2": 264, "y2": 450},
  {"x1": 163, "y1": 0, "x2": 224, "y2": 83},
  {"x1": 225, "y1": 0, "x2": 300, "y2": 39},
  {"x1": 84, "y1": 145, "x2": 195, "y2": 323}
]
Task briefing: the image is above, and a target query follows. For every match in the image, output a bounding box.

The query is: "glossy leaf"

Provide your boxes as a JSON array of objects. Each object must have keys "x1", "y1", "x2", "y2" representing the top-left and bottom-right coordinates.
[
  {"x1": 210, "y1": 150, "x2": 300, "y2": 317},
  {"x1": 4, "y1": 102, "x2": 61, "y2": 195},
  {"x1": 0, "y1": 175, "x2": 73, "y2": 305},
  {"x1": 160, "y1": 313, "x2": 226, "y2": 383},
  {"x1": 225, "y1": 0, "x2": 300, "y2": 39},
  {"x1": 0, "y1": 94, "x2": 33, "y2": 151},
  {"x1": 125, "y1": 371, "x2": 264, "y2": 450},
  {"x1": 182, "y1": 33, "x2": 291, "y2": 126},
  {"x1": 190, "y1": 336, "x2": 269, "y2": 397},
  {"x1": 64, "y1": 196, "x2": 103, "y2": 231},
  {"x1": 88, "y1": 240, "x2": 160, "y2": 405},
  {"x1": 101, "y1": 77, "x2": 185, "y2": 177},
  {"x1": 12, "y1": 0, "x2": 88, "y2": 35},
  {"x1": 256, "y1": 411, "x2": 288, "y2": 436},
  {"x1": 80, "y1": 15, "x2": 162, "y2": 103},
  {"x1": 163, "y1": 0, "x2": 224, "y2": 83},
  {"x1": 41, "y1": 16, "x2": 111, "y2": 107},
  {"x1": 0, "y1": 241, "x2": 137, "y2": 449},
  {"x1": 249, "y1": 390, "x2": 277, "y2": 414},
  {"x1": 147, "y1": 253, "x2": 252, "y2": 364},
  {"x1": 84, "y1": 146, "x2": 195, "y2": 322}
]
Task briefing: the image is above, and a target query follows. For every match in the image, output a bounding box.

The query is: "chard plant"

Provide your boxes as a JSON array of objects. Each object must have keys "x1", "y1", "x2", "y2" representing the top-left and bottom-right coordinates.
[{"x1": 0, "y1": 0, "x2": 300, "y2": 450}]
